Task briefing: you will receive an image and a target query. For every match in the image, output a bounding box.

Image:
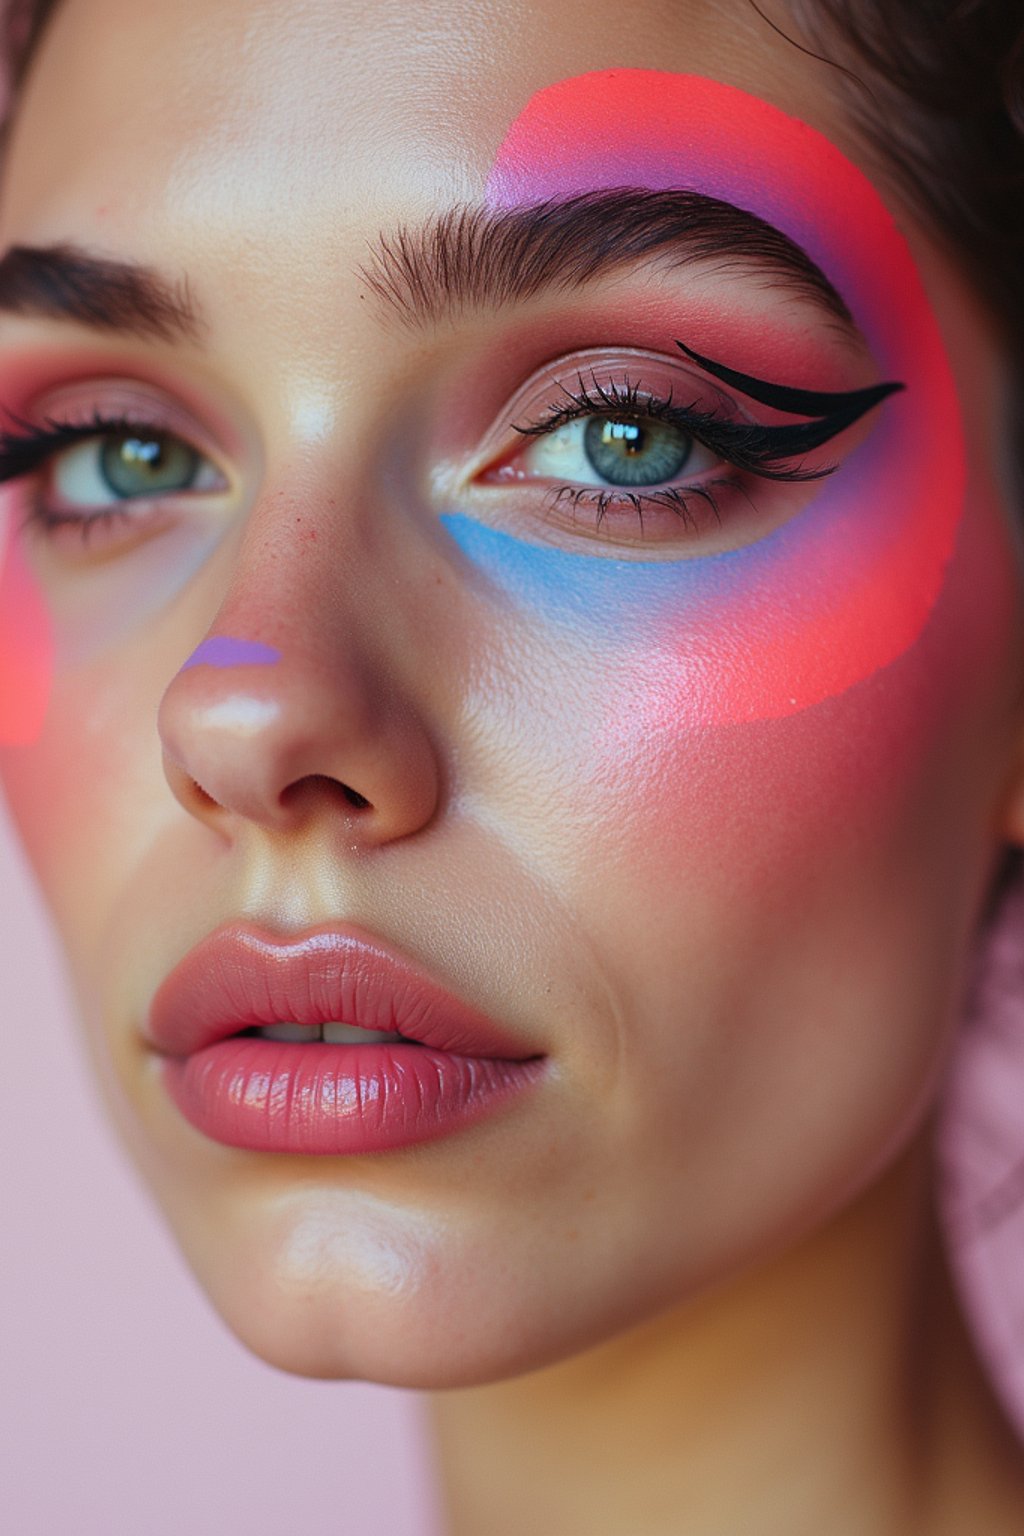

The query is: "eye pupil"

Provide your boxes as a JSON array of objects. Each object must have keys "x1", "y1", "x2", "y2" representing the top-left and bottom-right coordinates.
[
  {"x1": 122, "y1": 436, "x2": 161, "y2": 467},
  {"x1": 99, "y1": 430, "x2": 199, "y2": 497},
  {"x1": 583, "y1": 415, "x2": 693, "y2": 487},
  {"x1": 602, "y1": 420, "x2": 644, "y2": 455}
]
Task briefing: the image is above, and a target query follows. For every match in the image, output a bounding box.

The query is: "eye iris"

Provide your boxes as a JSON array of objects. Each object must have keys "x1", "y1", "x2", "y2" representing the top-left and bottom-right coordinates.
[
  {"x1": 99, "y1": 431, "x2": 199, "y2": 497},
  {"x1": 583, "y1": 415, "x2": 693, "y2": 487}
]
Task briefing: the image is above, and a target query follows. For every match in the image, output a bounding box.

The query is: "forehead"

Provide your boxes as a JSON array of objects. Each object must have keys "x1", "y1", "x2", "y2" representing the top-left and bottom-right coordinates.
[{"x1": 0, "y1": 0, "x2": 877, "y2": 247}]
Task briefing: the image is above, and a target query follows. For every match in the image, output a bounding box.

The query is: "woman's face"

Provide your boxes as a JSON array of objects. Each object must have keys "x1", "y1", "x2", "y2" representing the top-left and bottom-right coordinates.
[{"x1": 0, "y1": 0, "x2": 1021, "y2": 1385}]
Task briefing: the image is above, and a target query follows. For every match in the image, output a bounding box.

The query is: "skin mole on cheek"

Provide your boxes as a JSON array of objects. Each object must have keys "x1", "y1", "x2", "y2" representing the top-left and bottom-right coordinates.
[{"x1": 1, "y1": 4, "x2": 1024, "y2": 1536}]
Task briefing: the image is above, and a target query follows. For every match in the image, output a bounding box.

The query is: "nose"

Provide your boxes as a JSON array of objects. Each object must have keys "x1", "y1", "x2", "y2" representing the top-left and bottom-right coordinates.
[{"x1": 157, "y1": 625, "x2": 441, "y2": 846}]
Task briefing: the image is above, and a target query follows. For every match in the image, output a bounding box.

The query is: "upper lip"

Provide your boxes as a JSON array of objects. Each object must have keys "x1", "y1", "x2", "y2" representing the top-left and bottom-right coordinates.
[{"x1": 145, "y1": 921, "x2": 538, "y2": 1061}]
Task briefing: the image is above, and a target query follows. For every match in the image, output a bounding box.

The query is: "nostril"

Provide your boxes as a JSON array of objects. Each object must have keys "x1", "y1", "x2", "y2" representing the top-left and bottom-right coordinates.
[{"x1": 279, "y1": 774, "x2": 372, "y2": 816}]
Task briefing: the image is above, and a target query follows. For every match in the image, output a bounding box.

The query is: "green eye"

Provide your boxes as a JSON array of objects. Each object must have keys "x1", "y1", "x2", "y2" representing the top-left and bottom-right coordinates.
[
  {"x1": 47, "y1": 425, "x2": 224, "y2": 511},
  {"x1": 98, "y1": 430, "x2": 201, "y2": 497},
  {"x1": 581, "y1": 416, "x2": 695, "y2": 487}
]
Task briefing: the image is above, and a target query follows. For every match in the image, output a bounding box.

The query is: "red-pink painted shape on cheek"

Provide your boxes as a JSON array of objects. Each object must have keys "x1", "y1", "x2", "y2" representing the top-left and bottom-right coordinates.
[
  {"x1": 0, "y1": 512, "x2": 53, "y2": 746},
  {"x1": 483, "y1": 72, "x2": 965, "y2": 722}
]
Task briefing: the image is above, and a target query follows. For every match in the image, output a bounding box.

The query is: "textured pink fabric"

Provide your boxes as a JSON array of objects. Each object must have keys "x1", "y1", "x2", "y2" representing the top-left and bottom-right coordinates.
[{"x1": 937, "y1": 873, "x2": 1024, "y2": 1429}]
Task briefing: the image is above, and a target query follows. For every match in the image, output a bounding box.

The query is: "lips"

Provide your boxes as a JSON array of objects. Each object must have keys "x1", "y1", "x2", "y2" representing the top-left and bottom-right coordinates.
[
  {"x1": 144, "y1": 922, "x2": 546, "y2": 1155},
  {"x1": 145, "y1": 921, "x2": 535, "y2": 1059}
]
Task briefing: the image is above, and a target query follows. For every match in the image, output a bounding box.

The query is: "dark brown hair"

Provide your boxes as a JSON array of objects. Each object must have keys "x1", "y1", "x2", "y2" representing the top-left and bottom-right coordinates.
[{"x1": 795, "y1": 0, "x2": 1024, "y2": 364}]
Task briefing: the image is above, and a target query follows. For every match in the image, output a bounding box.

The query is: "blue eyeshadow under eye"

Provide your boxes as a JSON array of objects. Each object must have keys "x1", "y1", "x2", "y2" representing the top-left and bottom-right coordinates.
[{"x1": 439, "y1": 510, "x2": 745, "y2": 624}]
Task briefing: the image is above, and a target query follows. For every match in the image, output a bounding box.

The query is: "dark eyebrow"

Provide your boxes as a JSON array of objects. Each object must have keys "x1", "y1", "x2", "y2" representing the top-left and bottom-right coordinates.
[
  {"x1": 0, "y1": 195, "x2": 855, "y2": 350},
  {"x1": 0, "y1": 242, "x2": 203, "y2": 342},
  {"x1": 361, "y1": 189, "x2": 858, "y2": 338}
]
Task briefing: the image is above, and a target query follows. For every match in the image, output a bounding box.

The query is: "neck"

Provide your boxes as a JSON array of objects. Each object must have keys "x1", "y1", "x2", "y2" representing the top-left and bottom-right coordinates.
[{"x1": 427, "y1": 1126, "x2": 1024, "y2": 1536}]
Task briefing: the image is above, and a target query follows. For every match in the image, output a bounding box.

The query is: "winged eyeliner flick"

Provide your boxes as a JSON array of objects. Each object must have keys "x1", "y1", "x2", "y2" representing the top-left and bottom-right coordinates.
[{"x1": 675, "y1": 339, "x2": 906, "y2": 457}]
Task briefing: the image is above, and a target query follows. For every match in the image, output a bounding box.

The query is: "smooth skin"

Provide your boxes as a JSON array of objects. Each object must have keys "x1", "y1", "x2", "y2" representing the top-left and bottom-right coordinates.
[{"x1": 2, "y1": 0, "x2": 1024, "y2": 1532}]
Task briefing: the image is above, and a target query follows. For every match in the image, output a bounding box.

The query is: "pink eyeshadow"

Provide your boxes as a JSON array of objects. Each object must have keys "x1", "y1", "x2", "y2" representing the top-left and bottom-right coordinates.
[
  {"x1": 0, "y1": 528, "x2": 53, "y2": 746},
  {"x1": 476, "y1": 70, "x2": 966, "y2": 723}
]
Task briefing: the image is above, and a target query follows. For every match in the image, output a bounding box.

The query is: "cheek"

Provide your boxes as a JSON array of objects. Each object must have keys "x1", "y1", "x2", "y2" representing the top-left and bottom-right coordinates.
[
  {"x1": 0, "y1": 500, "x2": 226, "y2": 944},
  {"x1": 598, "y1": 468, "x2": 1016, "y2": 863},
  {"x1": 542, "y1": 498, "x2": 1017, "y2": 1280},
  {"x1": 461, "y1": 440, "x2": 1018, "y2": 1078},
  {"x1": 0, "y1": 515, "x2": 55, "y2": 747},
  {"x1": 0, "y1": 468, "x2": 229, "y2": 747},
  {"x1": 0, "y1": 651, "x2": 159, "y2": 967}
]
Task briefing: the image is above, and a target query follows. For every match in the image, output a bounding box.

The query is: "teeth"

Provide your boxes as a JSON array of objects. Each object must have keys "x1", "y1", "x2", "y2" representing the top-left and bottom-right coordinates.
[
  {"x1": 249, "y1": 1021, "x2": 406, "y2": 1044},
  {"x1": 323, "y1": 1022, "x2": 405, "y2": 1044},
  {"x1": 258, "y1": 1022, "x2": 317, "y2": 1042}
]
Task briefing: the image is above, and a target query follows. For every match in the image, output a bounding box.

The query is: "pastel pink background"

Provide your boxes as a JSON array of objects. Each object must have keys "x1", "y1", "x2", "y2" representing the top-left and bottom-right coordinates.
[{"x1": 0, "y1": 796, "x2": 444, "y2": 1536}]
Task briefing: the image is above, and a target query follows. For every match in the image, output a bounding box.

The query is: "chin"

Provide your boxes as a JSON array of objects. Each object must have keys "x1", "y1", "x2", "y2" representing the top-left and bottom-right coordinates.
[
  {"x1": 154, "y1": 1186, "x2": 509, "y2": 1387},
  {"x1": 158, "y1": 1187, "x2": 643, "y2": 1388}
]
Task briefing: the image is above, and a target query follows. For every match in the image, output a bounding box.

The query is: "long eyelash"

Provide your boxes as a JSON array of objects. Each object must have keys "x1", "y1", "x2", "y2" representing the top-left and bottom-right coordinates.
[
  {"x1": 0, "y1": 409, "x2": 154, "y2": 485},
  {"x1": 515, "y1": 373, "x2": 839, "y2": 484},
  {"x1": 551, "y1": 479, "x2": 733, "y2": 534}
]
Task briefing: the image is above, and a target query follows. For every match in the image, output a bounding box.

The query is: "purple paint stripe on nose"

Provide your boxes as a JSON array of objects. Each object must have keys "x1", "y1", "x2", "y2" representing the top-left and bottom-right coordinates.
[{"x1": 182, "y1": 636, "x2": 281, "y2": 670}]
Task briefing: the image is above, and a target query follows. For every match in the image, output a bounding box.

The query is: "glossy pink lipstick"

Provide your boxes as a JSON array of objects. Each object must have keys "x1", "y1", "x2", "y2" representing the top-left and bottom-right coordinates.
[{"x1": 145, "y1": 923, "x2": 546, "y2": 1154}]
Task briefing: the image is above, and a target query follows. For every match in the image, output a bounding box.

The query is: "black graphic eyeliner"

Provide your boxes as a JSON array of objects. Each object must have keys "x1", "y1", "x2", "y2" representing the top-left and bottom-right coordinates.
[
  {"x1": 675, "y1": 339, "x2": 905, "y2": 435},
  {"x1": 517, "y1": 346, "x2": 905, "y2": 482}
]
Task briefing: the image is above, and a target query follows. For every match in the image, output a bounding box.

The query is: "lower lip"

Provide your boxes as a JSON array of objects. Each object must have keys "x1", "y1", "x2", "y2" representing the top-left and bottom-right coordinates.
[{"x1": 159, "y1": 1038, "x2": 546, "y2": 1155}]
